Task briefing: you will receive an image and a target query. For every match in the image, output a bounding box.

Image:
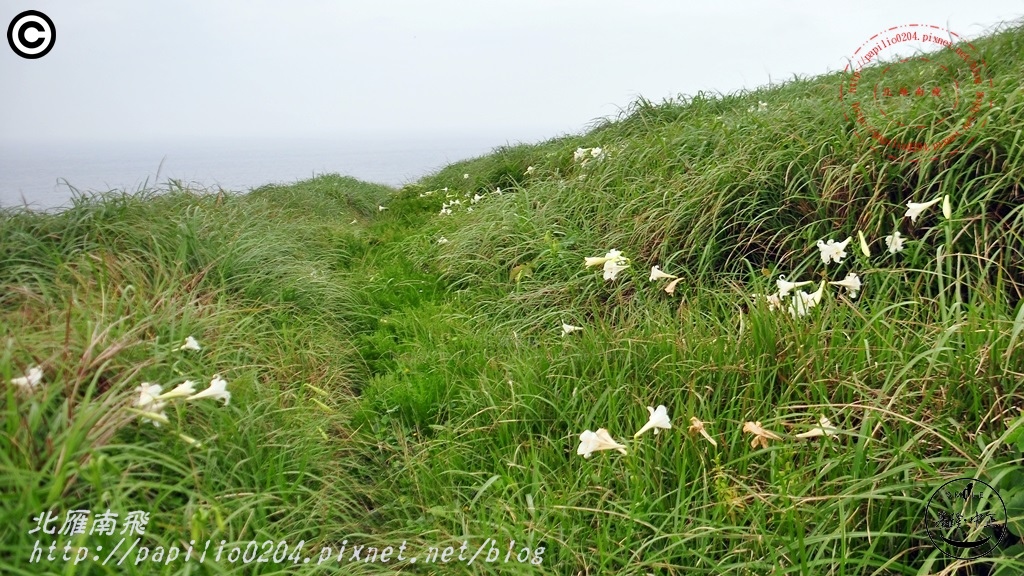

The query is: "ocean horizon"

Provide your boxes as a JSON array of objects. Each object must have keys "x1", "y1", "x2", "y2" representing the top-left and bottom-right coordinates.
[{"x1": 0, "y1": 135, "x2": 515, "y2": 211}]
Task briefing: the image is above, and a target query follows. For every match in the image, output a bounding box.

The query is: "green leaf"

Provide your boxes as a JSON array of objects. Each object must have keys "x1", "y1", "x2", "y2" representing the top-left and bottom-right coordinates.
[{"x1": 1006, "y1": 489, "x2": 1024, "y2": 537}]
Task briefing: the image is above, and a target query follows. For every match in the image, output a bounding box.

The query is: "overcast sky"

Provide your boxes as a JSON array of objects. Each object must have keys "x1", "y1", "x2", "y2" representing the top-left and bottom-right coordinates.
[{"x1": 1, "y1": 1, "x2": 1021, "y2": 146}]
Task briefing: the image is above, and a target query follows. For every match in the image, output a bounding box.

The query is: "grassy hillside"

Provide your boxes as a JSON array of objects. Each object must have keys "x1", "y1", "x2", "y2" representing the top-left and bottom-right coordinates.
[{"x1": 3, "y1": 22, "x2": 1024, "y2": 576}]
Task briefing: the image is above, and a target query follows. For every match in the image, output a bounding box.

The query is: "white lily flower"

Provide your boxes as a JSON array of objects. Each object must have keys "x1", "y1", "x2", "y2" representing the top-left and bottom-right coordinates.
[
  {"x1": 573, "y1": 148, "x2": 588, "y2": 162},
  {"x1": 805, "y1": 280, "x2": 826, "y2": 307},
  {"x1": 942, "y1": 195, "x2": 952, "y2": 219},
  {"x1": 776, "y1": 275, "x2": 812, "y2": 297},
  {"x1": 186, "y1": 375, "x2": 230, "y2": 406},
  {"x1": 525, "y1": 166, "x2": 535, "y2": 175},
  {"x1": 561, "y1": 323, "x2": 583, "y2": 336},
  {"x1": 439, "y1": 207, "x2": 452, "y2": 216},
  {"x1": 135, "y1": 382, "x2": 164, "y2": 409},
  {"x1": 816, "y1": 237, "x2": 852, "y2": 265},
  {"x1": 795, "y1": 415, "x2": 839, "y2": 440},
  {"x1": 467, "y1": 207, "x2": 473, "y2": 212},
  {"x1": 450, "y1": 199, "x2": 461, "y2": 206},
  {"x1": 665, "y1": 277, "x2": 684, "y2": 295},
  {"x1": 157, "y1": 380, "x2": 197, "y2": 401},
  {"x1": 378, "y1": 205, "x2": 387, "y2": 211},
  {"x1": 471, "y1": 194, "x2": 484, "y2": 204},
  {"x1": 789, "y1": 281, "x2": 826, "y2": 318},
  {"x1": 437, "y1": 237, "x2": 449, "y2": 245},
  {"x1": 829, "y1": 272, "x2": 862, "y2": 299},
  {"x1": 137, "y1": 405, "x2": 169, "y2": 427},
  {"x1": 649, "y1": 265, "x2": 678, "y2": 281},
  {"x1": 584, "y1": 249, "x2": 623, "y2": 268},
  {"x1": 858, "y1": 230, "x2": 871, "y2": 258},
  {"x1": 10, "y1": 366, "x2": 43, "y2": 390},
  {"x1": 603, "y1": 259, "x2": 629, "y2": 281},
  {"x1": 904, "y1": 197, "x2": 941, "y2": 223},
  {"x1": 463, "y1": 173, "x2": 469, "y2": 179},
  {"x1": 443, "y1": 187, "x2": 448, "y2": 193},
  {"x1": 179, "y1": 336, "x2": 201, "y2": 351},
  {"x1": 885, "y1": 230, "x2": 905, "y2": 254},
  {"x1": 634, "y1": 405, "x2": 672, "y2": 438},
  {"x1": 743, "y1": 421, "x2": 781, "y2": 449},
  {"x1": 493, "y1": 187, "x2": 502, "y2": 196},
  {"x1": 752, "y1": 292, "x2": 783, "y2": 311},
  {"x1": 577, "y1": 428, "x2": 627, "y2": 458},
  {"x1": 590, "y1": 147, "x2": 603, "y2": 158},
  {"x1": 688, "y1": 417, "x2": 717, "y2": 447}
]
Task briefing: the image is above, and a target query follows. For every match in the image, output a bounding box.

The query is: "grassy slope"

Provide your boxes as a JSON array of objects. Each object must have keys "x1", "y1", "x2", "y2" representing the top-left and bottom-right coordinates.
[{"x1": 3, "y1": 22, "x2": 1024, "y2": 576}]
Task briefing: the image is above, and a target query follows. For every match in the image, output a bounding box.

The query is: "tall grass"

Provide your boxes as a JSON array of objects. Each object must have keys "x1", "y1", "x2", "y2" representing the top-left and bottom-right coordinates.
[{"x1": 3, "y1": 22, "x2": 1024, "y2": 576}]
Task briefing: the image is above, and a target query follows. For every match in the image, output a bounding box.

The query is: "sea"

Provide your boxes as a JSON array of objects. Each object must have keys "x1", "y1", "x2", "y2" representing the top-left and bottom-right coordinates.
[{"x1": 0, "y1": 135, "x2": 512, "y2": 211}]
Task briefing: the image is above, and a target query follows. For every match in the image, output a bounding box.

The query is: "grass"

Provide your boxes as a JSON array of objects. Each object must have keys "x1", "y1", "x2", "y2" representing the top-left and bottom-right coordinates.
[{"x1": 3, "y1": 22, "x2": 1024, "y2": 576}]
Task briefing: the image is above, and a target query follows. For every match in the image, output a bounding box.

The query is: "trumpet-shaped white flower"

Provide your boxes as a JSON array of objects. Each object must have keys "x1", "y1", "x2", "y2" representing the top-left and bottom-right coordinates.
[
  {"x1": 10, "y1": 366, "x2": 43, "y2": 390},
  {"x1": 634, "y1": 405, "x2": 672, "y2": 438},
  {"x1": 649, "y1": 265, "x2": 678, "y2": 281},
  {"x1": 858, "y1": 230, "x2": 871, "y2": 258},
  {"x1": 885, "y1": 230, "x2": 905, "y2": 254},
  {"x1": 590, "y1": 147, "x2": 603, "y2": 158},
  {"x1": 157, "y1": 380, "x2": 196, "y2": 401},
  {"x1": 789, "y1": 281, "x2": 826, "y2": 318},
  {"x1": 137, "y1": 406, "x2": 169, "y2": 427},
  {"x1": 437, "y1": 237, "x2": 449, "y2": 245},
  {"x1": 904, "y1": 197, "x2": 941, "y2": 223},
  {"x1": 795, "y1": 415, "x2": 839, "y2": 440},
  {"x1": 752, "y1": 292, "x2": 783, "y2": 311},
  {"x1": 561, "y1": 323, "x2": 583, "y2": 336},
  {"x1": 942, "y1": 195, "x2": 952, "y2": 219},
  {"x1": 450, "y1": 199, "x2": 461, "y2": 206},
  {"x1": 525, "y1": 166, "x2": 535, "y2": 175},
  {"x1": 776, "y1": 275, "x2": 812, "y2": 298},
  {"x1": 805, "y1": 280, "x2": 826, "y2": 307},
  {"x1": 135, "y1": 382, "x2": 164, "y2": 409},
  {"x1": 439, "y1": 207, "x2": 452, "y2": 216},
  {"x1": 442, "y1": 187, "x2": 448, "y2": 193},
  {"x1": 179, "y1": 336, "x2": 201, "y2": 351},
  {"x1": 378, "y1": 205, "x2": 388, "y2": 211},
  {"x1": 463, "y1": 173, "x2": 469, "y2": 179},
  {"x1": 688, "y1": 417, "x2": 717, "y2": 447},
  {"x1": 573, "y1": 147, "x2": 589, "y2": 162},
  {"x1": 186, "y1": 375, "x2": 230, "y2": 406},
  {"x1": 665, "y1": 277, "x2": 684, "y2": 295},
  {"x1": 584, "y1": 249, "x2": 623, "y2": 268},
  {"x1": 603, "y1": 257, "x2": 630, "y2": 281},
  {"x1": 471, "y1": 193, "x2": 484, "y2": 204},
  {"x1": 743, "y1": 421, "x2": 781, "y2": 449},
  {"x1": 816, "y1": 237, "x2": 852, "y2": 265},
  {"x1": 829, "y1": 272, "x2": 862, "y2": 299},
  {"x1": 493, "y1": 187, "x2": 502, "y2": 196},
  {"x1": 577, "y1": 428, "x2": 627, "y2": 458}
]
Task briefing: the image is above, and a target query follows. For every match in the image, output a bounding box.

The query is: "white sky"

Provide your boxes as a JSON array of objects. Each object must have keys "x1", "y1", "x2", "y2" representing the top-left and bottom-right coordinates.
[{"x1": 1, "y1": 1, "x2": 1021, "y2": 145}]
